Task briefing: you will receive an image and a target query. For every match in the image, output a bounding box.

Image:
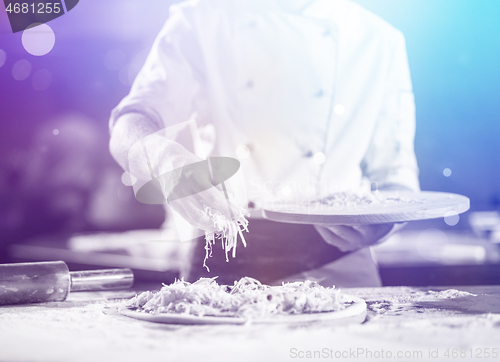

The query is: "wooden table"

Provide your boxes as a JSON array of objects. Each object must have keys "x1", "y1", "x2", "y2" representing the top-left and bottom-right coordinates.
[{"x1": 1, "y1": 285, "x2": 499, "y2": 362}]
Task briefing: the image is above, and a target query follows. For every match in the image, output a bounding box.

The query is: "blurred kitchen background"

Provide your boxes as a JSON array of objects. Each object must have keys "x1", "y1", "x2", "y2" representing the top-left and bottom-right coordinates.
[{"x1": 0, "y1": 0, "x2": 499, "y2": 285}]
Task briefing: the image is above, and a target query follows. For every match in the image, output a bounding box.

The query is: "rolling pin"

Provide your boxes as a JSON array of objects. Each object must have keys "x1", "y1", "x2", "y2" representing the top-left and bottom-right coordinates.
[{"x1": 0, "y1": 261, "x2": 134, "y2": 306}]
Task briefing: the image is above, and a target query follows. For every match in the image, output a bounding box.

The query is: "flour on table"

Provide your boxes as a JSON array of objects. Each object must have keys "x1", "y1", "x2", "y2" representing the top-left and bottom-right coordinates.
[{"x1": 420, "y1": 289, "x2": 477, "y2": 300}]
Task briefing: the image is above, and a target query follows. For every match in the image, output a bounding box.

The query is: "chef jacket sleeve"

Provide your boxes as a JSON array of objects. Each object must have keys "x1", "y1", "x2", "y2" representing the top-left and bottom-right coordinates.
[
  {"x1": 109, "y1": 4, "x2": 204, "y2": 133},
  {"x1": 361, "y1": 31, "x2": 420, "y2": 192}
]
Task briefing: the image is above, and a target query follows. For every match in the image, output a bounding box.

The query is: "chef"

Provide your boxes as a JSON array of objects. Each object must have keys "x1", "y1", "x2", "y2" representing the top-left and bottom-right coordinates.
[{"x1": 109, "y1": 0, "x2": 420, "y2": 287}]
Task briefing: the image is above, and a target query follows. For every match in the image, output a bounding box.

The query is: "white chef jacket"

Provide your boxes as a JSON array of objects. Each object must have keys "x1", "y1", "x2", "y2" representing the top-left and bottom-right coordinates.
[{"x1": 110, "y1": 0, "x2": 420, "y2": 287}]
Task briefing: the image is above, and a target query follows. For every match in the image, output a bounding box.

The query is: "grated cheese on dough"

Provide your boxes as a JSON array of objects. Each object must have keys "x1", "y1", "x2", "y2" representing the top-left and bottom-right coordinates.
[{"x1": 124, "y1": 277, "x2": 343, "y2": 319}]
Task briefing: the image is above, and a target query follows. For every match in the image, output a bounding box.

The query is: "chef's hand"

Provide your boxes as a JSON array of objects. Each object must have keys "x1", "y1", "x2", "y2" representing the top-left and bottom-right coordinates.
[
  {"x1": 314, "y1": 223, "x2": 405, "y2": 252},
  {"x1": 111, "y1": 113, "x2": 231, "y2": 233},
  {"x1": 315, "y1": 184, "x2": 416, "y2": 251},
  {"x1": 130, "y1": 136, "x2": 233, "y2": 233}
]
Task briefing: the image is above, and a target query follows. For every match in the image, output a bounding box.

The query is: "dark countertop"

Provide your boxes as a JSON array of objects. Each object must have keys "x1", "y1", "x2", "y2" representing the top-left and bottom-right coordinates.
[{"x1": 9, "y1": 228, "x2": 500, "y2": 287}]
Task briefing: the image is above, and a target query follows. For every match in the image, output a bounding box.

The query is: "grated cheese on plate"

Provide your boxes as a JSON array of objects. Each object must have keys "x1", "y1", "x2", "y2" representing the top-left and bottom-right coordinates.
[{"x1": 310, "y1": 190, "x2": 414, "y2": 211}]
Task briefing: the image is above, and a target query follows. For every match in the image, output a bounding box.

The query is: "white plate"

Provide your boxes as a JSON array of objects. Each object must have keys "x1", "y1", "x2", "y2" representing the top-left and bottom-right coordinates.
[
  {"x1": 118, "y1": 295, "x2": 366, "y2": 325},
  {"x1": 262, "y1": 191, "x2": 470, "y2": 225}
]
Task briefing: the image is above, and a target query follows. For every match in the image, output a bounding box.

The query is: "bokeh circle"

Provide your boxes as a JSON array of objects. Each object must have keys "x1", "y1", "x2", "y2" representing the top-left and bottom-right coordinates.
[{"x1": 22, "y1": 23, "x2": 56, "y2": 56}]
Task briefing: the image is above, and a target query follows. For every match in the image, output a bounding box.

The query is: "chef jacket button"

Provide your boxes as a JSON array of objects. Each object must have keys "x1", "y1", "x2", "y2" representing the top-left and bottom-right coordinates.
[
  {"x1": 235, "y1": 144, "x2": 251, "y2": 160},
  {"x1": 315, "y1": 89, "x2": 324, "y2": 98},
  {"x1": 334, "y1": 104, "x2": 345, "y2": 115},
  {"x1": 322, "y1": 28, "x2": 331, "y2": 37},
  {"x1": 313, "y1": 152, "x2": 326, "y2": 165},
  {"x1": 248, "y1": 200, "x2": 262, "y2": 210}
]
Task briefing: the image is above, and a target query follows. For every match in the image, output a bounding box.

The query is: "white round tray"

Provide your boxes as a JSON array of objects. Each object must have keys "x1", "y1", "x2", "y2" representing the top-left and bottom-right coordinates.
[{"x1": 262, "y1": 191, "x2": 470, "y2": 225}]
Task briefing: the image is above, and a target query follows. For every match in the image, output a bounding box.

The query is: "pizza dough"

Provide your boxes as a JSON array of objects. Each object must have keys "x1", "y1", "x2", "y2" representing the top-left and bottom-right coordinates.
[{"x1": 122, "y1": 277, "x2": 346, "y2": 320}]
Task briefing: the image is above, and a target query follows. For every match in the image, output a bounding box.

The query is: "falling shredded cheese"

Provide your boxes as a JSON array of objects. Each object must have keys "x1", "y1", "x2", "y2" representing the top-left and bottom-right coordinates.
[{"x1": 203, "y1": 204, "x2": 249, "y2": 271}]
